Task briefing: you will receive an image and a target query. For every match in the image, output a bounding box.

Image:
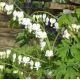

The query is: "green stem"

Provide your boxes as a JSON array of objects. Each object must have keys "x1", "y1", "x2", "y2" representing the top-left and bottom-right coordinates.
[
  {"x1": 31, "y1": 11, "x2": 58, "y2": 19},
  {"x1": 0, "y1": 61, "x2": 18, "y2": 70},
  {"x1": 13, "y1": 49, "x2": 47, "y2": 63},
  {"x1": 52, "y1": 31, "x2": 61, "y2": 49}
]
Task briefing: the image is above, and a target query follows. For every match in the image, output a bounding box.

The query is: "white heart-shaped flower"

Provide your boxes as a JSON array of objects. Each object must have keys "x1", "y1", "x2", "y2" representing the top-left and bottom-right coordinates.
[
  {"x1": 40, "y1": 41, "x2": 46, "y2": 50},
  {"x1": 63, "y1": 29, "x2": 70, "y2": 39},
  {"x1": 29, "y1": 60, "x2": 34, "y2": 69},
  {"x1": 23, "y1": 56, "x2": 30, "y2": 64},
  {"x1": 0, "y1": 2, "x2": 6, "y2": 11},
  {"x1": 5, "y1": 4, "x2": 13, "y2": 15},
  {"x1": 18, "y1": 55, "x2": 22, "y2": 64},
  {"x1": 45, "y1": 50, "x2": 54, "y2": 58},
  {"x1": 13, "y1": 53, "x2": 16, "y2": 62},
  {"x1": 34, "y1": 61, "x2": 41, "y2": 70}
]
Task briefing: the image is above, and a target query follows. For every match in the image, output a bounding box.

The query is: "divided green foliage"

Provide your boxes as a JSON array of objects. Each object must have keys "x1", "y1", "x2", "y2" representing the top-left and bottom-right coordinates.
[
  {"x1": 75, "y1": 8, "x2": 80, "y2": 19},
  {"x1": 58, "y1": 13, "x2": 73, "y2": 27},
  {"x1": 16, "y1": 30, "x2": 35, "y2": 46},
  {"x1": 53, "y1": 37, "x2": 80, "y2": 78},
  {"x1": 9, "y1": 19, "x2": 19, "y2": 28}
]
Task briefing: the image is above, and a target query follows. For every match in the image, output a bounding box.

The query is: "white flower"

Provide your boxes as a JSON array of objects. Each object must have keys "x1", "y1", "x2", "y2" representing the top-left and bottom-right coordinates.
[
  {"x1": 33, "y1": 14, "x2": 36, "y2": 20},
  {"x1": 6, "y1": 49, "x2": 11, "y2": 58},
  {"x1": 77, "y1": 25, "x2": 80, "y2": 31},
  {"x1": 36, "y1": 15, "x2": 40, "y2": 21},
  {"x1": 39, "y1": 14, "x2": 42, "y2": 18},
  {"x1": 77, "y1": 77, "x2": 79, "y2": 79},
  {"x1": 40, "y1": 41, "x2": 46, "y2": 50},
  {"x1": 13, "y1": 11, "x2": 24, "y2": 23},
  {"x1": 21, "y1": 18, "x2": 31, "y2": 26},
  {"x1": 13, "y1": 10, "x2": 18, "y2": 20},
  {"x1": 25, "y1": 23, "x2": 33, "y2": 33},
  {"x1": 18, "y1": 11, "x2": 24, "y2": 18},
  {"x1": 72, "y1": 24, "x2": 80, "y2": 32},
  {"x1": 13, "y1": 70, "x2": 18, "y2": 73},
  {"x1": 43, "y1": 14, "x2": 46, "y2": 19},
  {"x1": 5, "y1": 4, "x2": 13, "y2": 15},
  {"x1": 0, "y1": 52, "x2": 3, "y2": 59},
  {"x1": 54, "y1": 22, "x2": 59, "y2": 29},
  {"x1": 0, "y1": 51, "x2": 6, "y2": 59},
  {"x1": 47, "y1": 71, "x2": 53, "y2": 78},
  {"x1": 34, "y1": 61, "x2": 41, "y2": 70},
  {"x1": 50, "y1": 18, "x2": 56, "y2": 27},
  {"x1": 63, "y1": 29, "x2": 70, "y2": 39},
  {"x1": 26, "y1": 76, "x2": 31, "y2": 79},
  {"x1": 2, "y1": 52, "x2": 6, "y2": 59},
  {"x1": 71, "y1": 24, "x2": 77, "y2": 31},
  {"x1": 29, "y1": 60, "x2": 34, "y2": 69},
  {"x1": 0, "y1": 2, "x2": 6, "y2": 11},
  {"x1": 0, "y1": 65, "x2": 4, "y2": 70},
  {"x1": 41, "y1": 32, "x2": 47, "y2": 39},
  {"x1": 17, "y1": 11, "x2": 24, "y2": 24},
  {"x1": 22, "y1": 56, "x2": 30, "y2": 64},
  {"x1": 13, "y1": 54, "x2": 16, "y2": 62},
  {"x1": 18, "y1": 55, "x2": 22, "y2": 64},
  {"x1": 46, "y1": 17, "x2": 49, "y2": 25},
  {"x1": 28, "y1": 23, "x2": 33, "y2": 33},
  {"x1": 36, "y1": 31, "x2": 47, "y2": 39},
  {"x1": 20, "y1": 72, "x2": 23, "y2": 75},
  {"x1": 32, "y1": 23, "x2": 41, "y2": 32},
  {"x1": 43, "y1": 14, "x2": 46, "y2": 22},
  {"x1": 45, "y1": 50, "x2": 54, "y2": 58}
]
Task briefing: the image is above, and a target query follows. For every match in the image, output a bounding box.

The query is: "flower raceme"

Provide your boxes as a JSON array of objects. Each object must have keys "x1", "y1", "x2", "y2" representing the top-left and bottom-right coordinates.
[
  {"x1": 13, "y1": 11, "x2": 47, "y2": 39},
  {"x1": 0, "y1": 2, "x2": 56, "y2": 71},
  {"x1": 62, "y1": 24, "x2": 80, "y2": 39},
  {"x1": 32, "y1": 14, "x2": 59, "y2": 30},
  {"x1": 0, "y1": 49, "x2": 41, "y2": 71},
  {"x1": 12, "y1": 10, "x2": 48, "y2": 51},
  {"x1": 12, "y1": 10, "x2": 47, "y2": 50},
  {"x1": 0, "y1": 1, "x2": 59, "y2": 52}
]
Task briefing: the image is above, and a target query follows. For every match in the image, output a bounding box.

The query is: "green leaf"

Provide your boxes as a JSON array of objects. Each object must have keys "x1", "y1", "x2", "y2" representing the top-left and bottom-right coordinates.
[
  {"x1": 75, "y1": 8, "x2": 80, "y2": 19},
  {"x1": 77, "y1": 31, "x2": 80, "y2": 40},
  {"x1": 71, "y1": 45, "x2": 80, "y2": 61},
  {"x1": 67, "y1": 59, "x2": 75, "y2": 67},
  {"x1": 58, "y1": 13, "x2": 72, "y2": 27},
  {"x1": 9, "y1": 19, "x2": 19, "y2": 28},
  {"x1": 57, "y1": 46, "x2": 69, "y2": 60},
  {"x1": 17, "y1": 39, "x2": 26, "y2": 46},
  {"x1": 64, "y1": 67, "x2": 77, "y2": 79},
  {"x1": 54, "y1": 64, "x2": 66, "y2": 79},
  {"x1": 54, "y1": 60, "x2": 62, "y2": 66}
]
